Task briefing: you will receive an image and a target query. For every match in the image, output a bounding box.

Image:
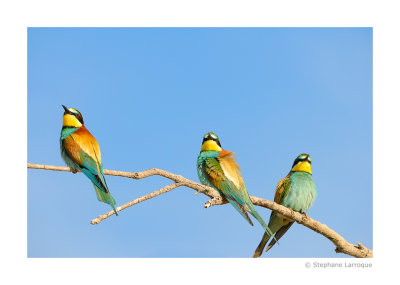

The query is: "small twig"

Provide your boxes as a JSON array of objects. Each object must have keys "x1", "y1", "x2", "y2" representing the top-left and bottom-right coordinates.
[
  {"x1": 204, "y1": 196, "x2": 227, "y2": 208},
  {"x1": 28, "y1": 163, "x2": 373, "y2": 258},
  {"x1": 91, "y1": 182, "x2": 185, "y2": 224}
]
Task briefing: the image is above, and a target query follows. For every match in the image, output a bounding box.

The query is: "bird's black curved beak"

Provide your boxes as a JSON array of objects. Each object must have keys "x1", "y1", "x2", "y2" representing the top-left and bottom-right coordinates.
[{"x1": 62, "y1": 105, "x2": 71, "y2": 114}]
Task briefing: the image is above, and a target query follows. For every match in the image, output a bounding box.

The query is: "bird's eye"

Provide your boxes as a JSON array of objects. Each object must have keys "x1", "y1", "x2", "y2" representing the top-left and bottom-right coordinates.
[{"x1": 73, "y1": 111, "x2": 83, "y2": 124}]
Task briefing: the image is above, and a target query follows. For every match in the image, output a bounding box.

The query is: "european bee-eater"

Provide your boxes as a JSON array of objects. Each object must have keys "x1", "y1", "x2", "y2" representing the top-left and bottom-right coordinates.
[
  {"x1": 252, "y1": 153, "x2": 317, "y2": 257},
  {"x1": 197, "y1": 132, "x2": 274, "y2": 237},
  {"x1": 60, "y1": 105, "x2": 118, "y2": 215}
]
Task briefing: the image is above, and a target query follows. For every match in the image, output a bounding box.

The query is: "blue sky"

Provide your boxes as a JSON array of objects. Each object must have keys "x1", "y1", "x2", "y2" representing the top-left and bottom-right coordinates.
[{"x1": 27, "y1": 28, "x2": 372, "y2": 258}]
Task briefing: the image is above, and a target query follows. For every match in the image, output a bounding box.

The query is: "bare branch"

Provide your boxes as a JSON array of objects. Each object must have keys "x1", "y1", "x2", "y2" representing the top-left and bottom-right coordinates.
[
  {"x1": 250, "y1": 197, "x2": 373, "y2": 258},
  {"x1": 91, "y1": 182, "x2": 185, "y2": 224},
  {"x1": 27, "y1": 163, "x2": 373, "y2": 258},
  {"x1": 27, "y1": 163, "x2": 219, "y2": 198}
]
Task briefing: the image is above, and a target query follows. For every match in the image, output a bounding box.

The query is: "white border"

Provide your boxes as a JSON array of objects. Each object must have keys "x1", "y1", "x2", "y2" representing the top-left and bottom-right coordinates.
[{"x1": 1, "y1": 0, "x2": 399, "y2": 284}]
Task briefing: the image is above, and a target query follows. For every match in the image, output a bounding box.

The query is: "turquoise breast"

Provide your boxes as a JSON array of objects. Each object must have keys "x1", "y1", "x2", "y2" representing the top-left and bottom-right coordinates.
[{"x1": 282, "y1": 172, "x2": 317, "y2": 213}]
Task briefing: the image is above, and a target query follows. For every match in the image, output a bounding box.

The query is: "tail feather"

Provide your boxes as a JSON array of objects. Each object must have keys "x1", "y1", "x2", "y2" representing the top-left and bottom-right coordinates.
[
  {"x1": 228, "y1": 199, "x2": 254, "y2": 226},
  {"x1": 265, "y1": 222, "x2": 294, "y2": 253},
  {"x1": 253, "y1": 219, "x2": 294, "y2": 258},
  {"x1": 253, "y1": 230, "x2": 271, "y2": 258},
  {"x1": 248, "y1": 205, "x2": 275, "y2": 240},
  {"x1": 93, "y1": 184, "x2": 118, "y2": 216}
]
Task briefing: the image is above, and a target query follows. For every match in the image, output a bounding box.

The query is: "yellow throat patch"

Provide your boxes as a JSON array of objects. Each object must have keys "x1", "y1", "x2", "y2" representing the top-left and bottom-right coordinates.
[
  {"x1": 291, "y1": 161, "x2": 312, "y2": 174},
  {"x1": 201, "y1": 140, "x2": 222, "y2": 152},
  {"x1": 62, "y1": 114, "x2": 82, "y2": 128}
]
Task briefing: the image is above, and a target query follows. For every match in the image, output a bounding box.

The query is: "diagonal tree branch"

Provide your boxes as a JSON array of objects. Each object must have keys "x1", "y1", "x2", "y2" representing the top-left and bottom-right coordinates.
[
  {"x1": 27, "y1": 163, "x2": 373, "y2": 258},
  {"x1": 91, "y1": 182, "x2": 185, "y2": 224}
]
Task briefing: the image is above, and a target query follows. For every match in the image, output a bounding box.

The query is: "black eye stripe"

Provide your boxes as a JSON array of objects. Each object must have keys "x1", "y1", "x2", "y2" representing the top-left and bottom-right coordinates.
[
  {"x1": 75, "y1": 113, "x2": 84, "y2": 124},
  {"x1": 202, "y1": 136, "x2": 221, "y2": 147},
  {"x1": 69, "y1": 111, "x2": 84, "y2": 124},
  {"x1": 292, "y1": 155, "x2": 311, "y2": 168}
]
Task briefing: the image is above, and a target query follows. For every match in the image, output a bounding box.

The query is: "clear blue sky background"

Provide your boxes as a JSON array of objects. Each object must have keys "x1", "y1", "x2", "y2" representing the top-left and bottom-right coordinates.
[{"x1": 27, "y1": 28, "x2": 372, "y2": 258}]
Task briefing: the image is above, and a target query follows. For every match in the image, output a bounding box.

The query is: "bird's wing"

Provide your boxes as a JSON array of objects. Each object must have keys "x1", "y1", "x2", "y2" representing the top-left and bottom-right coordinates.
[
  {"x1": 259, "y1": 174, "x2": 293, "y2": 253},
  {"x1": 70, "y1": 126, "x2": 102, "y2": 165},
  {"x1": 203, "y1": 153, "x2": 253, "y2": 225},
  {"x1": 208, "y1": 150, "x2": 247, "y2": 205},
  {"x1": 63, "y1": 127, "x2": 109, "y2": 194},
  {"x1": 274, "y1": 174, "x2": 292, "y2": 204}
]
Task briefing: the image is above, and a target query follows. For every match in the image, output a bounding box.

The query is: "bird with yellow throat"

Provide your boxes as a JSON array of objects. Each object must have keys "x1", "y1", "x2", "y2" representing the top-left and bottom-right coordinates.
[
  {"x1": 197, "y1": 132, "x2": 274, "y2": 237},
  {"x1": 253, "y1": 153, "x2": 317, "y2": 257},
  {"x1": 60, "y1": 105, "x2": 118, "y2": 215}
]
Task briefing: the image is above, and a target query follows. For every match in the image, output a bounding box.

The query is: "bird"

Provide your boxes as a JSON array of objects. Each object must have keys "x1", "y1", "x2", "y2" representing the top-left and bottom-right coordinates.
[
  {"x1": 197, "y1": 132, "x2": 274, "y2": 237},
  {"x1": 59, "y1": 105, "x2": 118, "y2": 215},
  {"x1": 252, "y1": 153, "x2": 317, "y2": 258}
]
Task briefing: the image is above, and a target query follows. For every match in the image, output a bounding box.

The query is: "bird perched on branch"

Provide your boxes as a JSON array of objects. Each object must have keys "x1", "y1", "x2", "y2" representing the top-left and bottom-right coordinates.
[
  {"x1": 197, "y1": 132, "x2": 274, "y2": 237},
  {"x1": 253, "y1": 153, "x2": 317, "y2": 257},
  {"x1": 59, "y1": 105, "x2": 118, "y2": 215}
]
